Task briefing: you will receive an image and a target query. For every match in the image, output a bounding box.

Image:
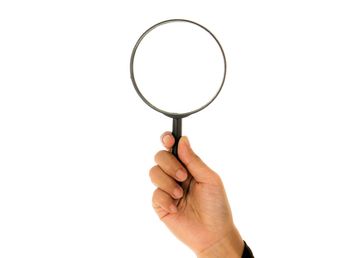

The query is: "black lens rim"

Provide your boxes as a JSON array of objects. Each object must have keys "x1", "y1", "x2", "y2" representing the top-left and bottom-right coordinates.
[{"x1": 130, "y1": 19, "x2": 227, "y2": 119}]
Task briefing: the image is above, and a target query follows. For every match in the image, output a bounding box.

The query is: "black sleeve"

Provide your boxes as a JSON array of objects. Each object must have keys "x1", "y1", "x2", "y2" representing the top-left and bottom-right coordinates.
[{"x1": 242, "y1": 241, "x2": 254, "y2": 258}]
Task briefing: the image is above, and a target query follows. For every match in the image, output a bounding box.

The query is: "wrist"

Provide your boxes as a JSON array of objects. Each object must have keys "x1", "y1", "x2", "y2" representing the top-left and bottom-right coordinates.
[{"x1": 197, "y1": 229, "x2": 244, "y2": 258}]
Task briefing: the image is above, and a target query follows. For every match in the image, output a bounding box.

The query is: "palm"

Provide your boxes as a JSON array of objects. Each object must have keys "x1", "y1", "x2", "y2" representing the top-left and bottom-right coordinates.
[{"x1": 157, "y1": 175, "x2": 235, "y2": 253}]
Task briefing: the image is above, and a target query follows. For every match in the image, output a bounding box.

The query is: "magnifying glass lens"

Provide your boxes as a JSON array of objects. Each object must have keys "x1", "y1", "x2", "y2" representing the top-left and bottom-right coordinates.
[{"x1": 132, "y1": 21, "x2": 225, "y2": 115}]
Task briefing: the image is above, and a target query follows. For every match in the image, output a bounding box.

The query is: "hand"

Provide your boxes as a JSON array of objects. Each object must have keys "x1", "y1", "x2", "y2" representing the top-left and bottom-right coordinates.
[{"x1": 149, "y1": 132, "x2": 244, "y2": 258}]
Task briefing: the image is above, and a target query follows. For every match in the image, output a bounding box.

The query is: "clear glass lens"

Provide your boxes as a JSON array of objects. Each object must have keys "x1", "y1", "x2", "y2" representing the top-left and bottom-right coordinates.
[{"x1": 132, "y1": 21, "x2": 225, "y2": 114}]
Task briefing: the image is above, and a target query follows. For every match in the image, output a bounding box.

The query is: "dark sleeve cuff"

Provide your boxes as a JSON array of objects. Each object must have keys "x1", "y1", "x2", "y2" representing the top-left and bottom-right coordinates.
[{"x1": 242, "y1": 241, "x2": 254, "y2": 258}]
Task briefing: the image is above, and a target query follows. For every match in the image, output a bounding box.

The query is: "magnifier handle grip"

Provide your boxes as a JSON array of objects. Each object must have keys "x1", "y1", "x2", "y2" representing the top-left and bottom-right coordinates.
[{"x1": 172, "y1": 118, "x2": 182, "y2": 158}]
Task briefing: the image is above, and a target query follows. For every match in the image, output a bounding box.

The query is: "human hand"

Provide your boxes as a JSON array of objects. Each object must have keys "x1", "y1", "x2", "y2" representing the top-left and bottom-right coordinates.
[{"x1": 149, "y1": 132, "x2": 244, "y2": 258}]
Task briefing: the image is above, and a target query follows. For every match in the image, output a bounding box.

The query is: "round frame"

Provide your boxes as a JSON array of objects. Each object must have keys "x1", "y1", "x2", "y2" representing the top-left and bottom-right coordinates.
[{"x1": 130, "y1": 19, "x2": 227, "y2": 119}]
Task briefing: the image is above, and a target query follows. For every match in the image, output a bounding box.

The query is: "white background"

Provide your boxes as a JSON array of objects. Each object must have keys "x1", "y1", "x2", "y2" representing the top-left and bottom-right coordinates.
[{"x1": 0, "y1": 1, "x2": 349, "y2": 257}]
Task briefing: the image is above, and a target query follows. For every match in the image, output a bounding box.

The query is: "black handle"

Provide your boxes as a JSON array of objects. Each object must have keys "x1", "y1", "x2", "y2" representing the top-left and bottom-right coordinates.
[{"x1": 172, "y1": 118, "x2": 182, "y2": 158}]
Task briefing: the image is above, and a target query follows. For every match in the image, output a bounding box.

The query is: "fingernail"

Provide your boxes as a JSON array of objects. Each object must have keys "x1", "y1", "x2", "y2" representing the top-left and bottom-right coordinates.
[
  {"x1": 175, "y1": 169, "x2": 187, "y2": 181},
  {"x1": 169, "y1": 204, "x2": 178, "y2": 213},
  {"x1": 173, "y1": 187, "x2": 183, "y2": 199},
  {"x1": 183, "y1": 136, "x2": 191, "y2": 147},
  {"x1": 162, "y1": 134, "x2": 171, "y2": 145}
]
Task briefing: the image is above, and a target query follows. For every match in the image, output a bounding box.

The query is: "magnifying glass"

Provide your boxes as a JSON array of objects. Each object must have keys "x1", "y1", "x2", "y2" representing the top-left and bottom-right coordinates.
[{"x1": 130, "y1": 19, "x2": 226, "y2": 157}]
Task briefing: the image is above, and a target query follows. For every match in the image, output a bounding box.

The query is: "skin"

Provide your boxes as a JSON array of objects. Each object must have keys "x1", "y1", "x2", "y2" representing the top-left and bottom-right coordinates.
[{"x1": 149, "y1": 132, "x2": 245, "y2": 258}]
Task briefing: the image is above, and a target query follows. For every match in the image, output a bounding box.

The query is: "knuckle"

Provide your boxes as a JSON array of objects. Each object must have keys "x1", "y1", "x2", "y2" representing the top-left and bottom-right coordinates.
[
  {"x1": 152, "y1": 188, "x2": 161, "y2": 203},
  {"x1": 153, "y1": 189, "x2": 167, "y2": 204},
  {"x1": 187, "y1": 153, "x2": 201, "y2": 167},
  {"x1": 149, "y1": 165, "x2": 158, "y2": 179},
  {"x1": 154, "y1": 150, "x2": 167, "y2": 163}
]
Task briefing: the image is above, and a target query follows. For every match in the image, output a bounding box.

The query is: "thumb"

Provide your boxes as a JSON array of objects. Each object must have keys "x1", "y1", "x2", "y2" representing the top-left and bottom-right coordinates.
[{"x1": 178, "y1": 136, "x2": 217, "y2": 183}]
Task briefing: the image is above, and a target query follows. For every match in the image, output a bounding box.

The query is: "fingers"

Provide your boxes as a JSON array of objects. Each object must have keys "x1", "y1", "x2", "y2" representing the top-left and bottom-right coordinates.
[
  {"x1": 152, "y1": 188, "x2": 178, "y2": 215},
  {"x1": 160, "y1": 131, "x2": 175, "y2": 150},
  {"x1": 178, "y1": 136, "x2": 220, "y2": 184},
  {"x1": 149, "y1": 165, "x2": 183, "y2": 199},
  {"x1": 158, "y1": 132, "x2": 219, "y2": 184},
  {"x1": 154, "y1": 150, "x2": 188, "y2": 182}
]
